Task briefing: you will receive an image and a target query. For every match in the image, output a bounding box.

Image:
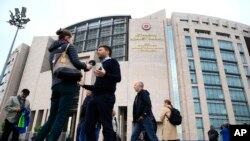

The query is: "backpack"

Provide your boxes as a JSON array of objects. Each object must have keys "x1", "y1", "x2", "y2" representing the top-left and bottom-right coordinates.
[{"x1": 167, "y1": 107, "x2": 182, "y2": 125}]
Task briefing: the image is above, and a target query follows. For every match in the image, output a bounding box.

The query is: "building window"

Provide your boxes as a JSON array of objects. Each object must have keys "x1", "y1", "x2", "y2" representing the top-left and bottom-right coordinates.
[
  {"x1": 184, "y1": 28, "x2": 190, "y2": 33},
  {"x1": 247, "y1": 77, "x2": 250, "y2": 88},
  {"x1": 196, "y1": 117, "x2": 205, "y2": 140},
  {"x1": 75, "y1": 41, "x2": 84, "y2": 52},
  {"x1": 190, "y1": 71, "x2": 197, "y2": 84},
  {"x1": 222, "y1": 25, "x2": 228, "y2": 28},
  {"x1": 114, "y1": 18, "x2": 126, "y2": 24},
  {"x1": 221, "y1": 51, "x2": 237, "y2": 62},
  {"x1": 112, "y1": 45, "x2": 125, "y2": 58},
  {"x1": 187, "y1": 47, "x2": 193, "y2": 57},
  {"x1": 185, "y1": 36, "x2": 192, "y2": 47},
  {"x1": 205, "y1": 86, "x2": 224, "y2": 100},
  {"x1": 194, "y1": 99, "x2": 202, "y2": 114},
  {"x1": 223, "y1": 62, "x2": 239, "y2": 74},
  {"x1": 203, "y1": 73, "x2": 221, "y2": 85},
  {"x1": 230, "y1": 88, "x2": 247, "y2": 102},
  {"x1": 188, "y1": 60, "x2": 195, "y2": 70},
  {"x1": 244, "y1": 66, "x2": 250, "y2": 76},
  {"x1": 195, "y1": 29, "x2": 210, "y2": 35},
  {"x1": 212, "y1": 23, "x2": 219, "y2": 26},
  {"x1": 216, "y1": 32, "x2": 230, "y2": 38},
  {"x1": 235, "y1": 35, "x2": 240, "y2": 40},
  {"x1": 199, "y1": 48, "x2": 216, "y2": 59},
  {"x1": 192, "y1": 87, "x2": 199, "y2": 98},
  {"x1": 218, "y1": 40, "x2": 233, "y2": 51},
  {"x1": 210, "y1": 116, "x2": 228, "y2": 129},
  {"x1": 207, "y1": 101, "x2": 227, "y2": 115},
  {"x1": 75, "y1": 31, "x2": 86, "y2": 42},
  {"x1": 226, "y1": 75, "x2": 243, "y2": 87},
  {"x1": 192, "y1": 20, "x2": 199, "y2": 24},
  {"x1": 85, "y1": 39, "x2": 97, "y2": 51},
  {"x1": 100, "y1": 26, "x2": 112, "y2": 37},
  {"x1": 99, "y1": 37, "x2": 111, "y2": 46},
  {"x1": 88, "y1": 21, "x2": 99, "y2": 29},
  {"x1": 101, "y1": 19, "x2": 112, "y2": 27},
  {"x1": 243, "y1": 30, "x2": 249, "y2": 33},
  {"x1": 112, "y1": 34, "x2": 125, "y2": 46},
  {"x1": 201, "y1": 60, "x2": 218, "y2": 72},
  {"x1": 202, "y1": 21, "x2": 209, "y2": 25},
  {"x1": 232, "y1": 102, "x2": 250, "y2": 117},
  {"x1": 231, "y1": 27, "x2": 237, "y2": 30},
  {"x1": 87, "y1": 29, "x2": 99, "y2": 39},
  {"x1": 192, "y1": 86, "x2": 201, "y2": 114},
  {"x1": 197, "y1": 37, "x2": 213, "y2": 48},
  {"x1": 180, "y1": 19, "x2": 189, "y2": 23},
  {"x1": 240, "y1": 54, "x2": 247, "y2": 64},
  {"x1": 113, "y1": 24, "x2": 126, "y2": 34},
  {"x1": 237, "y1": 43, "x2": 244, "y2": 52}
]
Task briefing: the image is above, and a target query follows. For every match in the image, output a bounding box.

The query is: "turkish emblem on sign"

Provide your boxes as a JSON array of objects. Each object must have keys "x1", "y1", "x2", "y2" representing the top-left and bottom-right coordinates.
[{"x1": 142, "y1": 23, "x2": 151, "y2": 30}]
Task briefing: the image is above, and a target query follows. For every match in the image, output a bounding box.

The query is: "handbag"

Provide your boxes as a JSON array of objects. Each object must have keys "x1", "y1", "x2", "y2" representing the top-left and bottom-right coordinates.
[{"x1": 53, "y1": 44, "x2": 82, "y2": 81}]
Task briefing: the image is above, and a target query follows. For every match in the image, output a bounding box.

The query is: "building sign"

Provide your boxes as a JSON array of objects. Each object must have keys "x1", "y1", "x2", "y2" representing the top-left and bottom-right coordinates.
[
  {"x1": 142, "y1": 23, "x2": 151, "y2": 30},
  {"x1": 130, "y1": 33, "x2": 164, "y2": 41},
  {"x1": 132, "y1": 43, "x2": 163, "y2": 52},
  {"x1": 130, "y1": 33, "x2": 164, "y2": 52}
]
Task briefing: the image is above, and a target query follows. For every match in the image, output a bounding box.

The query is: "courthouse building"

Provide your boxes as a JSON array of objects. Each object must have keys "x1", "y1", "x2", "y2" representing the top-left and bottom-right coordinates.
[{"x1": 1, "y1": 10, "x2": 250, "y2": 140}]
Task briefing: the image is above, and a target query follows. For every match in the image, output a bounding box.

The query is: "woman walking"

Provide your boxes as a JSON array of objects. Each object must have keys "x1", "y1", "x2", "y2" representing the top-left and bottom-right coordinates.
[{"x1": 160, "y1": 99, "x2": 179, "y2": 141}]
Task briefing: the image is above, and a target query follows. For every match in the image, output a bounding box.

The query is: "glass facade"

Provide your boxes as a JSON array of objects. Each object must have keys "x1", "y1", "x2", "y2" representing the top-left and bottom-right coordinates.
[
  {"x1": 196, "y1": 117, "x2": 204, "y2": 140},
  {"x1": 219, "y1": 40, "x2": 234, "y2": 51},
  {"x1": 186, "y1": 36, "x2": 193, "y2": 57},
  {"x1": 66, "y1": 16, "x2": 131, "y2": 61}
]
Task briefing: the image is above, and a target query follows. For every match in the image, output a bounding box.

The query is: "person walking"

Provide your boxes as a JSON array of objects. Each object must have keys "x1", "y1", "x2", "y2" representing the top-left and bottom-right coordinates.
[
  {"x1": 220, "y1": 124, "x2": 230, "y2": 141},
  {"x1": 208, "y1": 125, "x2": 219, "y2": 141},
  {"x1": 131, "y1": 81, "x2": 159, "y2": 141},
  {"x1": 160, "y1": 99, "x2": 179, "y2": 141},
  {"x1": 77, "y1": 90, "x2": 101, "y2": 141},
  {"x1": 35, "y1": 28, "x2": 93, "y2": 141},
  {"x1": 1, "y1": 89, "x2": 30, "y2": 141},
  {"x1": 82, "y1": 45, "x2": 121, "y2": 141}
]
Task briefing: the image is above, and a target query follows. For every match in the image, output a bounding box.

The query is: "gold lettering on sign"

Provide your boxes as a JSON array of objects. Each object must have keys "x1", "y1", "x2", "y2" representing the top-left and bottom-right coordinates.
[
  {"x1": 132, "y1": 43, "x2": 163, "y2": 52},
  {"x1": 130, "y1": 33, "x2": 164, "y2": 41}
]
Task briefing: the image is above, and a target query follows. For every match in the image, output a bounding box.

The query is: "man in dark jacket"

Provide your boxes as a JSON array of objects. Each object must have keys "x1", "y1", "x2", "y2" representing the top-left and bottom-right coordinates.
[
  {"x1": 131, "y1": 81, "x2": 159, "y2": 141},
  {"x1": 208, "y1": 125, "x2": 219, "y2": 141},
  {"x1": 76, "y1": 90, "x2": 101, "y2": 141},
  {"x1": 36, "y1": 29, "x2": 93, "y2": 141},
  {"x1": 81, "y1": 45, "x2": 121, "y2": 141}
]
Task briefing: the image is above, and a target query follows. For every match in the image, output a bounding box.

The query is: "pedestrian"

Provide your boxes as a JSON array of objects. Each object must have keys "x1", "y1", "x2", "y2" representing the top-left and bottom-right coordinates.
[
  {"x1": 35, "y1": 28, "x2": 93, "y2": 141},
  {"x1": 1, "y1": 89, "x2": 30, "y2": 141},
  {"x1": 220, "y1": 124, "x2": 230, "y2": 141},
  {"x1": 112, "y1": 110, "x2": 121, "y2": 141},
  {"x1": 208, "y1": 125, "x2": 219, "y2": 141},
  {"x1": 144, "y1": 116, "x2": 157, "y2": 141},
  {"x1": 81, "y1": 45, "x2": 121, "y2": 141},
  {"x1": 131, "y1": 81, "x2": 159, "y2": 141},
  {"x1": 77, "y1": 90, "x2": 101, "y2": 141},
  {"x1": 160, "y1": 99, "x2": 179, "y2": 141}
]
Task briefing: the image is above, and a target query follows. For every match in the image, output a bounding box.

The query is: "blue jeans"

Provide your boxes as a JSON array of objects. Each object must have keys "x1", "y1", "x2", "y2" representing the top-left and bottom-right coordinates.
[
  {"x1": 131, "y1": 117, "x2": 159, "y2": 141},
  {"x1": 35, "y1": 82, "x2": 78, "y2": 141},
  {"x1": 78, "y1": 120, "x2": 100, "y2": 141}
]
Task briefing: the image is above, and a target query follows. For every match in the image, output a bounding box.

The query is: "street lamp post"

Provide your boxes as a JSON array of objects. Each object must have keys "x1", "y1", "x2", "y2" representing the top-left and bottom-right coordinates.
[{"x1": 0, "y1": 7, "x2": 30, "y2": 85}]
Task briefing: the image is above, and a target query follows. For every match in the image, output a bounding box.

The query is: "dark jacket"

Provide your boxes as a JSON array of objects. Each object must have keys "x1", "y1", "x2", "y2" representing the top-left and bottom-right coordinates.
[
  {"x1": 83, "y1": 58, "x2": 121, "y2": 94},
  {"x1": 48, "y1": 39, "x2": 88, "y2": 87},
  {"x1": 79, "y1": 95, "x2": 93, "y2": 121},
  {"x1": 208, "y1": 128, "x2": 219, "y2": 141},
  {"x1": 133, "y1": 89, "x2": 153, "y2": 122}
]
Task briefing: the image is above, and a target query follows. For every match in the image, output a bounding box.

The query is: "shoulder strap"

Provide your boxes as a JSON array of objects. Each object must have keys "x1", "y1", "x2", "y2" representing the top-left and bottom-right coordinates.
[{"x1": 62, "y1": 44, "x2": 70, "y2": 58}]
